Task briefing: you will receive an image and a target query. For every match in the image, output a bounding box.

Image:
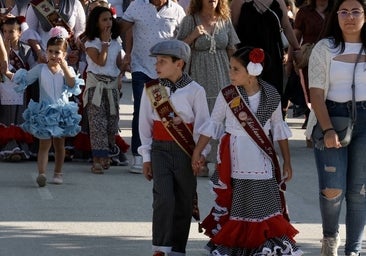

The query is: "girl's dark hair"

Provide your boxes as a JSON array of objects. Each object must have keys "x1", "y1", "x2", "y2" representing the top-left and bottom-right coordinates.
[
  {"x1": 1, "y1": 17, "x2": 21, "y2": 32},
  {"x1": 322, "y1": 0, "x2": 366, "y2": 52},
  {"x1": 231, "y1": 46, "x2": 269, "y2": 76},
  {"x1": 85, "y1": 6, "x2": 120, "y2": 40},
  {"x1": 47, "y1": 36, "x2": 68, "y2": 52}
]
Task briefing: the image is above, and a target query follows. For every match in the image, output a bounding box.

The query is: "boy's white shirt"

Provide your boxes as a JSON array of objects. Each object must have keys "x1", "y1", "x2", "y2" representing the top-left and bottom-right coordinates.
[{"x1": 138, "y1": 80, "x2": 211, "y2": 162}]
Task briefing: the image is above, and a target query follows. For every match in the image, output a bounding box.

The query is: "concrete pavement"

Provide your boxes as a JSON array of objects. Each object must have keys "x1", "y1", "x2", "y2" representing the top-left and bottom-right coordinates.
[{"x1": 0, "y1": 80, "x2": 365, "y2": 256}]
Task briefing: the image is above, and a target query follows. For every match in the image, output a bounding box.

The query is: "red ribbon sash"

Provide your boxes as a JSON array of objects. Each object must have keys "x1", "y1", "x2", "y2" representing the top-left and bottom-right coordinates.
[{"x1": 145, "y1": 79, "x2": 195, "y2": 157}]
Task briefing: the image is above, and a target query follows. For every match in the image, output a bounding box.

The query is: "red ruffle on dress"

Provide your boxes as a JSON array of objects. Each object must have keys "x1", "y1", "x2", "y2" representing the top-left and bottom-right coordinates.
[
  {"x1": 0, "y1": 124, "x2": 33, "y2": 146},
  {"x1": 201, "y1": 133, "x2": 302, "y2": 256}
]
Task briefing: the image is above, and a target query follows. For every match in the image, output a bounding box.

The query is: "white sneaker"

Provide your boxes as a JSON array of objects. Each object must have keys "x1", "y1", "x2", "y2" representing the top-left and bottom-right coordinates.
[
  {"x1": 52, "y1": 173, "x2": 63, "y2": 184},
  {"x1": 122, "y1": 72, "x2": 132, "y2": 83},
  {"x1": 129, "y1": 155, "x2": 143, "y2": 174},
  {"x1": 321, "y1": 234, "x2": 340, "y2": 256}
]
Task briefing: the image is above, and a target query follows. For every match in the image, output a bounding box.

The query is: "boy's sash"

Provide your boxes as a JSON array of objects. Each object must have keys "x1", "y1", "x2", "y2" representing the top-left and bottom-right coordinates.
[
  {"x1": 9, "y1": 48, "x2": 28, "y2": 71},
  {"x1": 221, "y1": 85, "x2": 289, "y2": 221},
  {"x1": 145, "y1": 79, "x2": 195, "y2": 157},
  {"x1": 30, "y1": 0, "x2": 78, "y2": 50}
]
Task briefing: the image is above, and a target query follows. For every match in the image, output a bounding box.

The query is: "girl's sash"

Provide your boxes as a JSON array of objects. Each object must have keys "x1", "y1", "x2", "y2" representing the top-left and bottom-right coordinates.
[
  {"x1": 145, "y1": 79, "x2": 195, "y2": 157},
  {"x1": 221, "y1": 85, "x2": 289, "y2": 221},
  {"x1": 30, "y1": 0, "x2": 78, "y2": 50}
]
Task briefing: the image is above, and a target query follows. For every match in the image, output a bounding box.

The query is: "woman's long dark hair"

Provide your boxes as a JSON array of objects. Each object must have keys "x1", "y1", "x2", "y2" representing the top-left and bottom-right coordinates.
[
  {"x1": 322, "y1": 0, "x2": 366, "y2": 52},
  {"x1": 85, "y1": 6, "x2": 120, "y2": 41}
]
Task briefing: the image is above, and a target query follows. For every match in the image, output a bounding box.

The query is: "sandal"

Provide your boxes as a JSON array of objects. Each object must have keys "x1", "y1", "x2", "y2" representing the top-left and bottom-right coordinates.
[
  {"x1": 101, "y1": 158, "x2": 110, "y2": 170},
  {"x1": 91, "y1": 163, "x2": 104, "y2": 174}
]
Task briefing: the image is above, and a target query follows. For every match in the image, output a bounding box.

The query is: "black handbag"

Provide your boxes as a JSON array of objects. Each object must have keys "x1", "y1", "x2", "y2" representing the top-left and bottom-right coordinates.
[
  {"x1": 312, "y1": 47, "x2": 362, "y2": 149},
  {"x1": 312, "y1": 116, "x2": 354, "y2": 148}
]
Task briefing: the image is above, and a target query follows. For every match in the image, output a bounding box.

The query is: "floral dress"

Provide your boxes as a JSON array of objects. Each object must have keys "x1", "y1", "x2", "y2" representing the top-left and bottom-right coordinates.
[{"x1": 177, "y1": 14, "x2": 240, "y2": 112}]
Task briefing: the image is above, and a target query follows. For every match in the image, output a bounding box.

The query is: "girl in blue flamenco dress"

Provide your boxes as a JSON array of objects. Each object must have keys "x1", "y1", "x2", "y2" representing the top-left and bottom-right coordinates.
[{"x1": 2, "y1": 27, "x2": 84, "y2": 187}]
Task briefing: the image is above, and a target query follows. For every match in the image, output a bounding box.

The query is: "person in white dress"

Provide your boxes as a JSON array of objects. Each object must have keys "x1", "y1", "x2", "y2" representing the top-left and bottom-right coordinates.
[{"x1": 192, "y1": 47, "x2": 302, "y2": 256}]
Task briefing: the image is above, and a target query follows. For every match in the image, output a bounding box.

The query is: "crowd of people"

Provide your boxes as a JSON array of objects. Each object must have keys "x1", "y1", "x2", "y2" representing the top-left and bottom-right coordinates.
[{"x1": 0, "y1": 0, "x2": 365, "y2": 255}]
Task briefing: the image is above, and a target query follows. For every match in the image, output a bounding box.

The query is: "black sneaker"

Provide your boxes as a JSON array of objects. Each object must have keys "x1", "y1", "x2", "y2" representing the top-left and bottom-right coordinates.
[{"x1": 36, "y1": 174, "x2": 47, "y2": 187}]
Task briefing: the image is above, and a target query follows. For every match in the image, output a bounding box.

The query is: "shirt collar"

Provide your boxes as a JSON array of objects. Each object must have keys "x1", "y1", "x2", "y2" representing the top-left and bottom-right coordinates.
[{"x1": 159, "y1": 73, "x2": 192, "y2": 93}]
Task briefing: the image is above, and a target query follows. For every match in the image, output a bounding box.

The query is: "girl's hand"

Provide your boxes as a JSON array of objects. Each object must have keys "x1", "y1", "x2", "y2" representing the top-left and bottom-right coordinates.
[
  {"x1": 143, "y1": 162, "x2": 153, "y2": 181},
  {"x1": 101, "y1": 26, "x2": 112, "y2": 43},
  {"x1": 57, "y1": 57, "x2": 68, "y2": 70},
  {"x1": 282, "y1": 161, "x2": 293, "y2": 182},
  {"x1": 122, "y1": 53, "x2": 131, "y2": 72},
  {"x1": 191, "y1": 151, "x2": 205, "y2": 176}
]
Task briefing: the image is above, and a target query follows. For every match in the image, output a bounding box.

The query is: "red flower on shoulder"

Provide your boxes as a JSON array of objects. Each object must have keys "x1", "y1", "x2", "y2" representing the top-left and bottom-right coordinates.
[{"x1": 249, "y1": 48, "x2": 265, "y2": 64}]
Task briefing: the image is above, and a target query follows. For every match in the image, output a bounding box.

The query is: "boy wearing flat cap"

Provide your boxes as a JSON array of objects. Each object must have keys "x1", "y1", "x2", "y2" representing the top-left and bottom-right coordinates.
[{"x1": 138, "y1": 39, "x2": 211, "y2": 256}]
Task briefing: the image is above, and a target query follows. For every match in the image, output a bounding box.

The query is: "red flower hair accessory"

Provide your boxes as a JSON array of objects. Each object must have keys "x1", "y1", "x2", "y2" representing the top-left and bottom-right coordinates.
[
  {"x1": 247, "y1": 48, "x2": 265, "y2": 76},
  {"x1": 16, "y1": 16, "x2": 26, "y2": 24},
  {"x1": 16, "y1": 16, "x2": 28, "y2": 32}
]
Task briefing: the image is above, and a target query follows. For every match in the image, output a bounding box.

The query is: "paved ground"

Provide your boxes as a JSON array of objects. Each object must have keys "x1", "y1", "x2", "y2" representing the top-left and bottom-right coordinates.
[{"x1": 0, "y1": 80, "x2": 365, "y2": 256}]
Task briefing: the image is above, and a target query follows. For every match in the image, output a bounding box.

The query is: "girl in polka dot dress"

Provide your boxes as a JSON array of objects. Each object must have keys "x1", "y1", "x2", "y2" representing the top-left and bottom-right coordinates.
[{"x1": 192, "y1": 47, "x2": 303, "y2": 256}]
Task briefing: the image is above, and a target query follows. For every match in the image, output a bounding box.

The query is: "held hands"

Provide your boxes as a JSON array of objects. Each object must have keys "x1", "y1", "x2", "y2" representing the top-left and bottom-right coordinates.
[{"x1": 191, "y1": 151, "x2": 206, "y2": 176}]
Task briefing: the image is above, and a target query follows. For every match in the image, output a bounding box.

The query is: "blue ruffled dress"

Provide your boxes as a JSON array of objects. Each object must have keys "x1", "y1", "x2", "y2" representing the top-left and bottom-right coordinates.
[{"x1": 14, "y1": 64, "x2": 84, "y2": 139}]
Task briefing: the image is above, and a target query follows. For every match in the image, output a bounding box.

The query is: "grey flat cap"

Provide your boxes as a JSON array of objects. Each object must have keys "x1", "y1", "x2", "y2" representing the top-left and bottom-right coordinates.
[{"x1": 150, "y1": 39, "x2": 191, "y2": 63}]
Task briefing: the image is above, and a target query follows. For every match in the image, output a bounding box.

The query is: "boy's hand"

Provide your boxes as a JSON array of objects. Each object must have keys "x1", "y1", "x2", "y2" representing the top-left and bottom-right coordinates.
[{"x1": 143, "y1": 162, "x2": 153, "y2": 181}]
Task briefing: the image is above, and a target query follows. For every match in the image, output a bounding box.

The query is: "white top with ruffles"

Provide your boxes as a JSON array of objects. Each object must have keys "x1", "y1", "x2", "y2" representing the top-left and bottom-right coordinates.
[{"x1": 198, "y1": 89, "x2": 292, "y2": 180}]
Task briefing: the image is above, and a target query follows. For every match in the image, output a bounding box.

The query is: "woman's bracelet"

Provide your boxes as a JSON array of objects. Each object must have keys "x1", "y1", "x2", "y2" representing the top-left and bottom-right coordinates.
[{"x1": 322, "y1": 127, "x2": 335, "y2": 135}]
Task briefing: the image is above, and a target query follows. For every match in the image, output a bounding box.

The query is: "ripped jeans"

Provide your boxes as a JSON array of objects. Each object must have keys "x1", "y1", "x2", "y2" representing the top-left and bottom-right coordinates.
[{"x1": 314, "y1": 100, "x2": 366, "y2": 254}]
